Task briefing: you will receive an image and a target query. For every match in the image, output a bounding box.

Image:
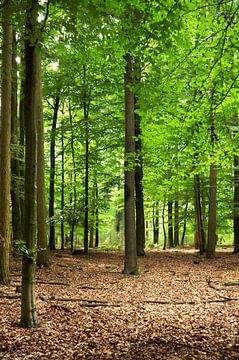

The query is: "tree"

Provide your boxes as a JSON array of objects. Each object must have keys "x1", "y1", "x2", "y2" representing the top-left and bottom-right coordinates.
[
  {"x1": 123, "y1": 53, "x2": 138, "y2": 275},
  {"x1": 36, "y1": 51, "x2": 49, "y2": 267},
  {"x1": 20, "y1": 0, "x2": 39, "y2": 328},
  {"x1": 0, "y1": 2, "x2": 12, "y2": 284},
  {"x1": 49, "y1": 95, "x2": 60, "y2": 250}
]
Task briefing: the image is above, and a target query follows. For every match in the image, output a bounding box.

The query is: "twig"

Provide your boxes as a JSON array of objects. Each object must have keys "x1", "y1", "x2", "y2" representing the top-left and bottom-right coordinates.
[
  {"x1": 0, "y1": 292, "x2": 20, "y2": 299},
  {"x1": 50, "y1": 304, "x2": 72, "y2": 313},
  {"x1": 36, "y1": 280, "x2": 69, "y2": 286},
  {"x1": 143, "y1": 298, "x2": 239, "y2": 305}
]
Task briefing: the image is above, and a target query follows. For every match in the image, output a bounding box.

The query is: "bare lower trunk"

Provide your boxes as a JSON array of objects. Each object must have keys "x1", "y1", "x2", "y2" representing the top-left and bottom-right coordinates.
[
  {"x1": 206, "y1": 163, "x2": 217, "y2": 258},
  {"x1": 20, "y1": 0, "x2": 39, "y2": 328},
  {"x1": 0, "y1": 7, "x2": 12, "y2": 284},
  {"x1": 194, "y1": 175, "x2": 206, "y2": 254},
  {"x1": 168, "y1": 201, "x2": 174, "y2": 248},
  {"x1": 123, "y1": 53, "x2": 138, "y2": 275},
  {"x1": 36, "y1": 52, "x2": 48, "y2": 267},
  {"x1": 234, "y1": 155, "x2": 239, "y2": 253}
]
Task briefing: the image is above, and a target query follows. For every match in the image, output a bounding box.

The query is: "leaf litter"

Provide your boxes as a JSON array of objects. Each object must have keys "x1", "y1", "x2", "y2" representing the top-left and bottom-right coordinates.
[{"x1": 0, "y1": 249, "x2": 239, "y2": 359}]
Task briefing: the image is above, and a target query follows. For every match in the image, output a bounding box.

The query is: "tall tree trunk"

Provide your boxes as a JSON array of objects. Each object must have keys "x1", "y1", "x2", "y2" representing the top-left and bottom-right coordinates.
[
  {"x1": 94, "y1": 181, "x2": 99, "y2": 248},
  {"x1": 61, "y1": 117, "x2": 65, "y2": 250},
  {"x1": 233, "y1": 155, "x2": 239, "y2": 253},
  {"x1": 36, "y1": 52, "x2": 48, "y2": 267},
  {"x1": 69, "y1": 101, "x2": 77, "y2": 252},
  {"x1": 134, "y1": 59, "x2": 145, "y2": 257},
  {"x1": 162, "y1": 200, "x2": 167, "y2": 250},
  {"x1": 206, "y1": 164, "x2": 217, "y2": 258},
  {"x1": 20, "y1": 0, "x2": 39, "y2": 328},
  {"x1": 0, "y1": 5, "x2": 12, "y2": 284},
  {"x1": 83, "y1": 65, "x2": 90, "y2": 254},
  {"x1": 89, "y1": 187, "x2": 95, "y2": 248},
  {"x1": 181, "y1": 201, "x2": 188, "y2": 246},
  {"x1": 49, "y1": 95, "x2": 60, "y2": 250},
  {"x1": 19, "y1": 53, "x2": 25, "y2": 225},
  {"x1": 168, "y1": 201, "x2": 174, "y2": 248},
  {"x1": 194, "y1": 175, "x2": 206, "y2": 254},
  {"x1": 206, "y1": 123, "x2": 217, "y2": 259},
  {"x1": 153, "y1": 202, "x2": 159, "y2": 245},
  {"x1": 11, "y1": 30, "x2": 22, "y2": 255},
  {"x1": 174, "y1": 200, "x2": 179, "y2": 247},
  {"x1": 123, "y1": 53, "x2": 138, "y2": 275}
]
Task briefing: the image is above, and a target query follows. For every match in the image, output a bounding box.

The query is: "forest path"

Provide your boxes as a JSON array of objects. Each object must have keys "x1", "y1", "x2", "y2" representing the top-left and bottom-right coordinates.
[{"x1": 0, "y1": 249, "x2": 239, "y2": 359}]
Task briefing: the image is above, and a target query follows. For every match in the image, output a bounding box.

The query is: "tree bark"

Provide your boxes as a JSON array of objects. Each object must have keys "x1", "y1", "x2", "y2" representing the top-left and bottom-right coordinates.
[
  {"x1": 180, "y1": 201, "x2": 188, "y2": 246},
  {"x1": 168, "y1": 201, "x2": 174, "y2": 248},
  {"x1": 206, "y1": 163, "x2": 217, "y2": 258},
  {"x1": 69, "y1": 101, "x2": 77, "y2": 253},
  {"x1": 49, "y1": 95, "x2": 60, "y2": 250},
  {"x1": 36, "y1": 51, "x2": 49, "y2": 267},
  {"x1": 94, "y1": 181, "x2": 99, "y2": 248},
  {"x1": 123, "y1": 53, "x2": 138, "y2": 275},
  {"x1": 153, "y1": 202, "x2": 159, "y2": 245},
  {"x1": 11, "y1": 30, "x2": 22, "y2": 255},
  {"x1": 194, "y1": 175, "x2": 206, "y2": 254},
  {"x1": 134, "y1": 59, "x2": 145, "y2": 257},
  {"x1": 20, "y1": 0, "x2": 39, "y2": 328},
  {"x1": 61, "y1": 117, "x2": 65, "y2": 250},
  {"x1": 233, "y1": 155, "x2": 239, "y2": 253},
  {"x1": 83, "y1": 65, "x2": 90, "y2": 254},
  {"x1": 0, "y1": 5, "x2": 12, "y2": 284},
  {"x1": 162, "y1": 200, "x2": 167, "y2": 250},
  {"x1": 174, "y1": 200, "x2": 179, "y2": 247}
]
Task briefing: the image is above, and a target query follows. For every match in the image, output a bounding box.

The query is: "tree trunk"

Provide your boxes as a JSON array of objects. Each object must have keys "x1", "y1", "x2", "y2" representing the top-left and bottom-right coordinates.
[
  {"x1": 61, "y1": 118, "x2": 65, "y2": 250},
  {"x1": 89, "y1": 187, "x2": 95, "y2": 248},
  {"x1": 153, "y1": 202, "x2": 159, "y2": 245},
  {"x1": 206, "y1": 163, "x2": 217, "y2": 258},
  {"x1": 174, "y1": 200, "x2": 179, "y2": 247},
  {"x1": 20, "y1": 0, "x2": 39, "y2": 328},
  {"x1": 194, "y1": 175, "x2": 206, "y2": 254},
  {"x1": 49, "y1": 95, "x2": 60, "y2": 250},
  {"x1": 0, "y1": 5, "x2": 12, "y2": 284},
  {"x1": 69, "y1": 101, "x2": 77, "y2": 252},
  {"x1": 36, "y1": 51, "x2": 49, "y2": 267},
  {"x1": 134, "y1": 59, "x2": 145, "y2": 257},
  {"x1": 233, "y1": 155, "x2": 239, "y2": 252},
  {"x1": 168, "y1": 201, "x2": 174, "y2": 248},
  {"x1": 83, "y1": 65, "x2": 90, "y2": 254},
  {"x1": 11, "y1": 30, "x2": 22, "y2": 255},
  {"x1": 123, "y1": 53, "x2": 138, "y2": 275},
  {"x1": 180, "y1": 201, "x2": 188, "y2": 246},
  {"x1": 162, "y1": 200, "x2": 167, "y2": 250},
  {"x1": 94, "y1": 181, "x2": 99, "y2": 248}
]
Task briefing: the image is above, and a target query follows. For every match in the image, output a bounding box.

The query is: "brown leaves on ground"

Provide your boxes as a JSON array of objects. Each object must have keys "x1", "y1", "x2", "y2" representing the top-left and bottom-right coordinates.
[{"x1": 0, "y1": 249, "x2": 239, "y2": 359}]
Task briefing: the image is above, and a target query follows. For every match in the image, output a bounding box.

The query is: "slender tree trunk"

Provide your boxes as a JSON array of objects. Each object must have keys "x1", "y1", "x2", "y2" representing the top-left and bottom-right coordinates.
[
  {"x1": 168, "y1": 201, "x2": 174, "y2": 248},
  {"x1": 89, "y1": 187, "x2": 95, "y2": 248},
  {"x1": 174, "y1": 200, "x2": 179, "y2": 247},
  {"x1": 20, "y1": 0, "x2": 39, "y2": 328},
  {"x1": 162, "y1": 200, "x2": 167, "y2": 250},
  {"x1": 206, "y1": 123, "x2": 217, "y2": 259},
  {"x1": 11, "y1": 30, "x2": 22, "y2": 255},
  {"x1": 134, "y1": 59, "x2": 145, "y2": 257},
  {"x1": 123, "y1": 53, "x2": 138, "y2": 275},
  {"x1": 145, "y1": 220, "x2": 149, "y2": 241},
  {"x1": 19, "y1": 54, "x2": 25, "y2": 225},
  {"x1": 153, "y1": 202, "x2": 159, "y2": 244},
  {"x1": 83, "y1": 65, "x2": 90, "y2": 254},
  {"x1": 36, "y1": 52, "x2": 49, "y2": 267},
  {"x1": 94, "y1": 181, "x2": 99, "y2": 248},
  {"x1": 69, "y1": 101, "x2": 77, "y2": 252},
  {"x1": 61, "y1": 118, "x2": 65, "y2": 250},
  {"x1": 49, "y1": 95, "x2": 60, "y2": 250},
  {"x1": 181, "y1": 201, "x2": 188, "y2": 246},
  {"x1": 233, "y1": 155, "x2": 239, "y2": 252},
  {"x1": 0, "y1": 6, "x2": 12, "y2": 284},
  {"x1": 194, "y1": 175, "x2": 206, "y2": 254}
]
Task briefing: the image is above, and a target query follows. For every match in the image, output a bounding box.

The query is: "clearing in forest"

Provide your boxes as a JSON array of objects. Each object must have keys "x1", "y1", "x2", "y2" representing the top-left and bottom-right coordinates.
[{"x1": 0, "y1": 249, "x2": 239, "y2": 359}]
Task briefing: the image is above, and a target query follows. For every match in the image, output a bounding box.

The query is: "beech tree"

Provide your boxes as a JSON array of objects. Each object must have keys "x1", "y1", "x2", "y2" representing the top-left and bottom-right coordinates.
[
  {"x1": 0, "y1": 1, "x2": 12, "y2": 284},
  {"x1": 20, "y1": 0, "x2": 39, "y2": 328}
]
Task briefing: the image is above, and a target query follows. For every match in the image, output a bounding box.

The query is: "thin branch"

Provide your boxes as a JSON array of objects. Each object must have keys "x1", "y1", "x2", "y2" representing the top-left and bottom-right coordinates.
[{"x1": 40, "y1": 0, "x2": 50, "y2": 32}]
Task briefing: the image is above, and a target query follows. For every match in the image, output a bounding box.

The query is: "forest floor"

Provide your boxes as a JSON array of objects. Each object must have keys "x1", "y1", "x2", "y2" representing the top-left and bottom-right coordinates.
[{"x1": 0, "y1": 248, "x2": 239, "y2": 359}]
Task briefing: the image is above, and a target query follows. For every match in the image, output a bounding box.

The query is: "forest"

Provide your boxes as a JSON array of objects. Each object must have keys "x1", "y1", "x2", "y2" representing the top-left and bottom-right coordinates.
[{"x1": 0, "y1": 0, "x2": 239, "y2": 358}]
